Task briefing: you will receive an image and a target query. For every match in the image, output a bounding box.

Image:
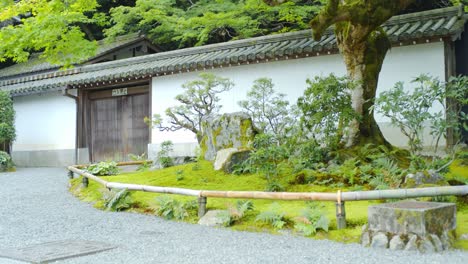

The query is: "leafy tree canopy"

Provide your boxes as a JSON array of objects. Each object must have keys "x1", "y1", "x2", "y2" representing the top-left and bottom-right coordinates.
[
  {"x1": 105, "y1": 0, "x2": 323, "y2": 50},
  {"x1": 0, "y1": 0, "x2": 104, "y2": 66}
]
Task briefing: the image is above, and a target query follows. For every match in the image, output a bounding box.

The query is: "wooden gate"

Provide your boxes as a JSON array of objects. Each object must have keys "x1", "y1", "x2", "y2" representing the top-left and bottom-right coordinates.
[{"x1": 89, "y1": 88, "x2": 149, "y2": 162}]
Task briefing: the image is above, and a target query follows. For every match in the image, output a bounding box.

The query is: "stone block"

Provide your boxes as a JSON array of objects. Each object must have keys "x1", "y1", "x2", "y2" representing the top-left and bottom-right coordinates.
[
  {"x1": 213, "y1": 148, "x2": 251, "y2": 173},
  {"x1": 370, "y1": 232, "x2": 388, "y2": 249},
  {"x1": 197, "y1": 210, "x2": 227, "y2": 227},
  {"x1": 389, "y1": 235, "x2": 405, "y2": 250},
  {"x1": 368, "y1": 201, "x2": 456, "y2": 237}
]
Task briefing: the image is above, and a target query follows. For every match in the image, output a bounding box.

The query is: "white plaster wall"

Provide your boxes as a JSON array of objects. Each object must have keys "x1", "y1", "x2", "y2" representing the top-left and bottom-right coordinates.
[
  {"x1": 151, "y1": 42, "x2": 445, "y2": 149},
  {"x1": 12, "y1": 91, "x2": 76, "y2": 151}
]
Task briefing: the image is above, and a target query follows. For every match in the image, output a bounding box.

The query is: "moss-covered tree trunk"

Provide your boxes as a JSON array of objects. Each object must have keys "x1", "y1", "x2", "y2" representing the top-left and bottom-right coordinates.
[
  {"x1": 305, "y1": 0, "x2": 415, "y2": 148},
  {"x1": 336, "y1": 25, "x2": 391, "y2": 147}
]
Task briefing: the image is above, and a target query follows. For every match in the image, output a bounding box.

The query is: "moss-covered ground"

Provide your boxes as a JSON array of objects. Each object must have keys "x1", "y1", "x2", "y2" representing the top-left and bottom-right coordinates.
[{"x1": 70, "y1": 160, "x2": 467, "y2": 250}]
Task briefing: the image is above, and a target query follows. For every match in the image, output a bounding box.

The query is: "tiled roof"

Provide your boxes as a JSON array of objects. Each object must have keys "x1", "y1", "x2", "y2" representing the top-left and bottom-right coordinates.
[
  {"x1": 0, "y1": 33, "x2": 146, "y2": 79},
  {"x1": 1, "y1": 6, "x2": 466, "y2": 97}
]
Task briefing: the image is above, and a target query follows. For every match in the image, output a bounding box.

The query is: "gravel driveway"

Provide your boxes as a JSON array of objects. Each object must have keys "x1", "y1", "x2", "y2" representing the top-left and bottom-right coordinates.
[{"x1": 0, "y1": 168, "x2": 466, "y2": 264}]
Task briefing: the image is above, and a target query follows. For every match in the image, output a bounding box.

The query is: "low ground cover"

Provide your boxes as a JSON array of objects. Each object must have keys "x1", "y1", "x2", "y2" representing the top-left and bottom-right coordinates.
[{"x1": 70, "y1": 159, "x2": 468, "y2": 249}]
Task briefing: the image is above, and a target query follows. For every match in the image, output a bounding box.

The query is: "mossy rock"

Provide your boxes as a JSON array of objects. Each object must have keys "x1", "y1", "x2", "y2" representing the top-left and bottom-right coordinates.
[{"x1": 200, "y1": 112, "x2": 258, "y2": 160}]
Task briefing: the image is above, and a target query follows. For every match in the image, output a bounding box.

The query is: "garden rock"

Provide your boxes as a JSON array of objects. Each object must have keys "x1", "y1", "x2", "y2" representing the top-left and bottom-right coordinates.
[
  {"x1": 200, "y1": 112, "x2": 258, "y2": 160},
  {"x1": 370, "y1": 232, "x2": 388, "y2": 249},
  {"x1": 430, "y1": 234, "x2": 443, "y2": 252},
  {"x1": 404, "y1": 235, "x2": 418, "y2": 251},
  {"x1": 389, "y1": 236, "x2": 405, "y2": 250},
  {"x1": 404, "y1": 170, "x2": 445, "y2": 187},
  {"x1": 197, "y1": 210, "x2": 227, "y2": 227},
  {"x1": 213, "y1": 148, "x2": 251, "y2": 173},
  {"x1": 362, "y1": 201, "x2": 456, "y2": 252},
  {"x1": 419, "y1": 236, "x2": 435, "y2": 253}
]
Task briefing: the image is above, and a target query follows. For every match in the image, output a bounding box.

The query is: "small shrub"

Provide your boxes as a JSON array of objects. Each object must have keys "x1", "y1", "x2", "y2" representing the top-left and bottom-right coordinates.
[
  {"x1": 158, "y1": 140, "x2": 174, "y2": 168},
  {"x1": 128, "y1": 153, "x2": 151, "y2": 172},
  {"x1": 247, "y1": 134, "x2": 289, "y2": 191},
  {"x1": 175, "y1": 169, "x2": 184, "y2": 181},
  {"x1": 104, "y1": 189, "x2": 133, "y2": 212},
  {"x1": 255, "y1": 203, "x2": 288, "y2": 229},
  {"x1": 218, "y1": 200, "x2": 254, "y2": 227},
  {"x1": 0, "y1": 151, "x2": 14, "y2": 172},
  {"x1": 155, "y1": 195, "x2": 197, "y2": 220},
  {"x1": 86, "y1": 161, "x2": 120, "y2": 176},
  {"x1": 294, "y1": 202, "x2": 329, "y2": 236}
]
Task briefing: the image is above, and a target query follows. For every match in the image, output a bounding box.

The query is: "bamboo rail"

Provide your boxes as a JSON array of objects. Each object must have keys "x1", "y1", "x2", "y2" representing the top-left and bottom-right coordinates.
[{"x1": 67, "y1": 163, "x2": 468, "y2": 229}]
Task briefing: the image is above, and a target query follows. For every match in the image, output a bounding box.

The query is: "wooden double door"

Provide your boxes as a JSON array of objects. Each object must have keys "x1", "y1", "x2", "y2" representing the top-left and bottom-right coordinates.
[{"x1": 88, "y1": 88, "x2": 149, "y2": 162}]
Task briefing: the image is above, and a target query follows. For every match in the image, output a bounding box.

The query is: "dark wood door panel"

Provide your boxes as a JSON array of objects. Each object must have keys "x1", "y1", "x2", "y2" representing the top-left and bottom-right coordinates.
[{"x1": 90, "y1": 93, "x2": 149, "y2": 162}]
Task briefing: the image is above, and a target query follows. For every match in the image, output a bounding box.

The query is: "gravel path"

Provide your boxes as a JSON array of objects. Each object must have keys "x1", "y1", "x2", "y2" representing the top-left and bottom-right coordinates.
[{"x1": 0, "y1": 168, "x2": 466, "y2": 264}]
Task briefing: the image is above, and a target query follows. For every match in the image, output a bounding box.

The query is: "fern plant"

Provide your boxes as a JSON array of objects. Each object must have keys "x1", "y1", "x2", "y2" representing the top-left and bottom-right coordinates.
[
  {"x1": 104, "y1": 189, "x2": 133, "y2": 212},
  {"x1": 255, "y1": 203, "x2": 288, "y2": 229},
  {"x1": 218, "y1": 200, "x2": 254, "y2": 227},
  {"x1": 155, "y1": 195, "x2": 197, "y2": 220},
  {"x1": 294, "y1": 202, "x2": 329, "y2": 236}
]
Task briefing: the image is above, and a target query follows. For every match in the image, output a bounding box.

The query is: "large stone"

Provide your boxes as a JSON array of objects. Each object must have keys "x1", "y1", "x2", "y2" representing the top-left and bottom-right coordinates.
[
  {"x1": 389, "y1": 235, "x2": 405, "y2": 250},
  {"x1": 213, "y1": 148, "x2": 251, "y2": 173},
  {"x1": 368, "y1": 201, "x2": 456, "y2": 237},
  {"x1": 370, "y1": 232, "x2": 388, "y2": 249},
  {"x1": 200, "y1": 112, "x2": 258, "y2": 160},
  {"x1": 197, "y1": 210, "x2": 227, "y2": 227}
]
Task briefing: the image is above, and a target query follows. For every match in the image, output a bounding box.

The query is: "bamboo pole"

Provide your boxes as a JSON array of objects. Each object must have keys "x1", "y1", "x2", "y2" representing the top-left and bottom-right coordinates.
[
  {"x1": 73, "y1": 160, "x2": 153, "y2": 169},
  {"x1": 341, "y1": 185, "x2": 468, "y2": 201},
  {"x1": 199, "y1": 190, "x2": 338, "y2": 200},
  {"x1": 68, "y1": 166, "x2": 468, "y2": 201}
]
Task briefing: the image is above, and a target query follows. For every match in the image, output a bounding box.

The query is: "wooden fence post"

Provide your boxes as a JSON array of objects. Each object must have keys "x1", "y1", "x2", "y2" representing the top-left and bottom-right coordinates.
[
  {"x1": 198, "y1": 196, "x2": 207, "y2": 218},
  {"x1": 82, "y1": 176, "x2": 89, "y2": 188},
  {"x1": 336, "y1": 201, "x2": 346, "y2": 229}
]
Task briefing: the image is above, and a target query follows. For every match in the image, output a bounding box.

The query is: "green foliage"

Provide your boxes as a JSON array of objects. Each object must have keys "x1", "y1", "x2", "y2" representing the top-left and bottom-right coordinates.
[
  {"x1": 247, "y1": 134, "x2": 288, "y2": 191},
  {"x1": 297, "y1": 74, "x2": 358, "y2": 149},
  {"x1": 0, "y1": 0, "x2": 99, "y2": 65},
  {"x1": 175, "y1": 169, "x2": 184, "y2": 181},
  {"x1": 367, "y1": 157, "x2": 405, "y2": 190},
  {"x1": 0, "y1": 91, "x2": 15, "y2": 151},
  {"x1": 375, "y1": 74, "x2": 468, "y2": 170},
  {"x1": 294, "y1": 202, "x2": 329, "y2": 236},
  {"x1": 104, "y1": 189, "x2": 133, "y2": 212},
  {"x1": 238, "y1": 77, "x2": 296, "y2": 138},
  {"x1": 0, "y1": 151, "x2": 14, "y2": 172},
  {"x1": 218, "y1": 200, "x2": 254, "y2": 227},
  {"x1": 148, "y1": 73, "x2": 233, "y2": 142},
  {"x1": 155, "y1": 195, "x2": 197, "y2": 220},
  {"x1": 105, "y1": 0, "x2": 321, "y2": 50},
  {"x1": 157, "y1": 140, "x2": 174, "y2": 168},
  {"x1": 128, "y1": 153, "x2": 151, "y2": 172},
  {"x1": 255, "y1": 202, "x2": 288, "y2": 229},
  {"x1": 86, "y1": 161, "x2": 120, "y2": 176}
]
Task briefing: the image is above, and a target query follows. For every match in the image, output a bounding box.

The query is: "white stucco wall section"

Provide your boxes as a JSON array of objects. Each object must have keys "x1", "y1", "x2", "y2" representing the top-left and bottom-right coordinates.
[
  {"x1": 13, "y1": 91, "x2": 76, "y2": 151},
  {"x1": 151, "y1": 42, "x2": 445, "y2": 149}
]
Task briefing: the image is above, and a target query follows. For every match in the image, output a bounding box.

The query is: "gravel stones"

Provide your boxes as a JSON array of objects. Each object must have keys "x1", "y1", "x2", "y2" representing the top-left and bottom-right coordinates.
[{"x1": 1, "y1": 168, "x2": 467, "y2": 264}]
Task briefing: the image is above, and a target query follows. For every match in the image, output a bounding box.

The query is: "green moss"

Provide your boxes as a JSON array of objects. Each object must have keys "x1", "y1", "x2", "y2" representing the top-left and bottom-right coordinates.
[{"x1": 69, "y1": 161, "x2": 468, "y2": 250}]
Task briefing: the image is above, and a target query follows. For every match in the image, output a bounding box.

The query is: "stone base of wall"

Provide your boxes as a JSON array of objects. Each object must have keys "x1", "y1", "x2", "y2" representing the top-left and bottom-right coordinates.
[
  {"x1": 361, "y1": 225, "x2": 455, "y2": 252},
  {"x1": 11, "y1": 148, "x2": 89, "y2": 167}
]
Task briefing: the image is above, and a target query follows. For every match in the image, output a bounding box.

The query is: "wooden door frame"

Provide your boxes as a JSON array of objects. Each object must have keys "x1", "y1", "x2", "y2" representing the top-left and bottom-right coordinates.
[{"x1": 77, "y1": 81, "x2": 151, "y2": 162}]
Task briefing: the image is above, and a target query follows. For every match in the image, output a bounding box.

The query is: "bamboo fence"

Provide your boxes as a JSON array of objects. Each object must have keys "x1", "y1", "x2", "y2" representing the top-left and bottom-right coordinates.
[{"x1": 67, "y1": 162, "x2": 468, "y2": 229}]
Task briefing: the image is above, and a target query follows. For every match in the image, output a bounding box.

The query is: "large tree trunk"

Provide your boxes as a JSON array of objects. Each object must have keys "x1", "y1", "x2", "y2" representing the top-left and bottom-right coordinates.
[{"x1": 336, "y1": 25, "x2": 391, "y2": 147}]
